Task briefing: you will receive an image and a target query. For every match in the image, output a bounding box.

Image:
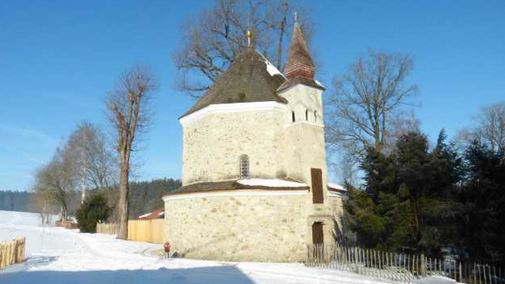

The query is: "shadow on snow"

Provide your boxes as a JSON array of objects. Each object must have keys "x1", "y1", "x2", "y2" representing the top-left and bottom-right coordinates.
[{"x1": 0, "y1": 265, "x2": 255, "y2": 284}]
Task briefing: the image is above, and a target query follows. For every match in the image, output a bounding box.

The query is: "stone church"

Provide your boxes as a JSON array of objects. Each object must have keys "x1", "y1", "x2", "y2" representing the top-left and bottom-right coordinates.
[{"x1": 163, "y1": 19, "x2": 345, "y2": 262}]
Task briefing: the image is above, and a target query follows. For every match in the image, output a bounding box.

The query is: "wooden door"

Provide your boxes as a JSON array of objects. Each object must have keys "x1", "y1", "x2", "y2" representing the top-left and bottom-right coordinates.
[
  {"x1": 312, "y1": 222, "x2": 324, "y2": 244},
  {"x1": 311, "y1": 168, "x2": 323, "y2": 204}
]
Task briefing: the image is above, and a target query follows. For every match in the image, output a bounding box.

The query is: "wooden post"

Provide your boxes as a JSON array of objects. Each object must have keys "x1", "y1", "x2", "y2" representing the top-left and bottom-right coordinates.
[
  {"x1": 487, "y1": 265, "x2": 491, "y2": 284},
  {"x1": 366, "y1": 249, "x2": 370, "y2": 275},
  {"x1": 435, "y1": 259, "x2": 441, "y2": 275},
  {"x1": 380, "y1": 250, "x2": 385, "y2": 280},
  {"x1": 420, "y1": 254, "x2": 425, "y2": 277},
  {"x1": 378, "y1": 249, "x2": 381, "y2": 271},
  {"x1": 473, "y1": 263, "x2": 476, "y2": 284},
  {"x1": 8, "y1": 241, "x2": 13, "y2": 266},
  {"x1": 483, "y1": 265, "x2": 487, "y2": 284},
  {"x1": 406, "y1": 254, "x2": 410, "y2": 273},
  {"x1": 353, "y1": 247, "x2": 357, "y2": 273},
  {"x1": 380, "y1": 250, "x2": 384, "y2": 269},
  {"x1": 370, "y1": 249, "x2": 374, "y2": 271},
  {"x1": 477, "y1": 264, "x2": 481, "y2": 284},
  {"x1": 357, "y1": 247, "x2": 361, "y2": 274},
  {"x1": 493, "y1": 266, "x2": 497, "y2": 284},
  {"x1": 364, "y1": 249, "x2": 368, "y2": 269}
]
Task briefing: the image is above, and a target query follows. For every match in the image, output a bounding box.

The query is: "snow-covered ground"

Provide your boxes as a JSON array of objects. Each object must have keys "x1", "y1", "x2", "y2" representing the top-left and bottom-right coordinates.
[{"x1": 0, "y1": 210, "x2": 389, "y2": 284}]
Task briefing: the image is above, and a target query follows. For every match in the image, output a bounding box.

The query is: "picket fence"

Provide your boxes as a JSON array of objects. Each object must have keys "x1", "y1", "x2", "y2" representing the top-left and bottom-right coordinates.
[
  {"x1": 96, "y1": 219, "x2": 165, "y2": 244},
  {"x1": 0, "y1": 238, "x2": 25, "y2": 269},
  {"x1": 306, "y1": 244, "x2": 504, "y2": 284}
]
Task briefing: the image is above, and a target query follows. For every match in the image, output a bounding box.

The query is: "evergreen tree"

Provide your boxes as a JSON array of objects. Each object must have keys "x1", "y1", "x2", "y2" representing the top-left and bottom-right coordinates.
[
  {"x1": 459, "y1": 141, "x2": 505, "y2": 265},
  {"x1": 344, "y1": 131, "x2": 463, "y2": 256},
  {"x1": 342, "y1": 186, "x2": 384, "y2": 248},
  {"x1": 127, "y1": 178, "x2": 180, "y2": 218},
  {"x1": 76, "y1": 193, "x2": 110, "y2": 233}
]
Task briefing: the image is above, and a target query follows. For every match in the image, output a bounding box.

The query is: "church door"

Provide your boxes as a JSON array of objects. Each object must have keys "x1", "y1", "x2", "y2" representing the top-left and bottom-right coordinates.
[
  {"x1": 312, "y1": 222, "x2": 324, "y2": 244},
  {"x1": 311, "y1": 168, "x2": 323, "y2": 204}
]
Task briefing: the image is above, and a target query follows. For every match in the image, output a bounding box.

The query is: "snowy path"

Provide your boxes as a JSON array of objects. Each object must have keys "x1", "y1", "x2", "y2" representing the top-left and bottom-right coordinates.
[{"x1": 0, "y1": 211, "x2": 389, "y2": 284}]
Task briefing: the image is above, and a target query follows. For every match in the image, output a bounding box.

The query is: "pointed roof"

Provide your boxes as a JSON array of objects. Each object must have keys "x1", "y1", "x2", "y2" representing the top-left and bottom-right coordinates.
[
  {"x1": 182, "y1": 48, "x2": 286, "y2": 118},
  {"x1": 284, "y1": 20, "x2": 315, "y2": 79},
  {"x1": 277, "y1": 19, "x2": 324, "y2": 92}
]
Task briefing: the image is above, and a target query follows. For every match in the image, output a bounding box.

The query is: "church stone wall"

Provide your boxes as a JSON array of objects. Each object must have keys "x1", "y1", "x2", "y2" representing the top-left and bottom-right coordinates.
[
  {"x1": 164, "y1": 192, "x2": 309, "y2": 262},
  {"x1": 181, "y1": 109, "x2": 286, "y2": 185},
  {"x1": 280, "y1": 85, "x2": 328, "y2": 189}
]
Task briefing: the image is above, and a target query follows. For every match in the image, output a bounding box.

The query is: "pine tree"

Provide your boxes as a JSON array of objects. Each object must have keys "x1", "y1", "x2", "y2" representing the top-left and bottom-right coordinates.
[
  {"x1": 344, "y1": 131, "x2": 464, "y2": 256},
  {"x1": 76, "y1": 193, "x2": 110, "y2": 233},
  {"x1": 459, "y1": 141, "x2": 505, "y2": 265}
]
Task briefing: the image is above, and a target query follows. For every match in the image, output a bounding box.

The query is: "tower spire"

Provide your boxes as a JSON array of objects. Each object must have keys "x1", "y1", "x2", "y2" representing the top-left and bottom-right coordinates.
[{"x1": 284, "y1": 14, "x2": 315, "y2": 80}]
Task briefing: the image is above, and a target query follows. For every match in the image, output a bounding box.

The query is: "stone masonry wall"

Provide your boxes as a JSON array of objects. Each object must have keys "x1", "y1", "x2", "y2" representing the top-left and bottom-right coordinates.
[
  {"x1": 164, "y1": 192, "x2": 308, "y2": 262},
  {"x1": 181, "y1": 109, "x2": 285, "y2": 185}
]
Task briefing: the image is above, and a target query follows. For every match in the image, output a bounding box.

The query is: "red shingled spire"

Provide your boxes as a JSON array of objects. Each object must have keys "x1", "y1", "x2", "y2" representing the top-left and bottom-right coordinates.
[{"x1": 284, "y1": 15, "x2": 315, "y2": 80}]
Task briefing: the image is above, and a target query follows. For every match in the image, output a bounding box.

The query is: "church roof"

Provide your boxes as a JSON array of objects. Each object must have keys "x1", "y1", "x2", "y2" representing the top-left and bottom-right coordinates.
[
  {"x1": 163, "y1": 178, "x2": 310, "y2": 197},
  {"x1": 182, "y1": 48, "x2": 286, "y2": 118},
  {"x1": 284, "y1": 21, "x2": 315, "y2": 79},
  {"x1": 277, "y1": 19, "x2": 323, "y2": 92}
]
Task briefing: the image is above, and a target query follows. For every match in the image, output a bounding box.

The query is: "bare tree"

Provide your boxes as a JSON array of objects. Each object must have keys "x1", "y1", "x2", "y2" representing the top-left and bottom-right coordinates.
[
  {"x1": 174, "y1": 0, "x2": 312, "y2": 97},
  {"x1": 457, "y1": 101, "x2": 505, "y2": 151},
  {"x1": 34, "y1": 147, "x2": 76, "y2": 220},
  {"x1": 326, "y1": 50, "x2": 418, "y2": 159},
  {"x1": 66, "y1": 122, "x2": 118, "y2": 218},
  {"x1": 67, "y1": 123, "x2": 117, "y2": 191},
  {"x1": 32, "y1": 180, "x2": 58, "y2": 225},
  {"x1": 107, "y1": 66, "x2": 156, "y2": 240}
]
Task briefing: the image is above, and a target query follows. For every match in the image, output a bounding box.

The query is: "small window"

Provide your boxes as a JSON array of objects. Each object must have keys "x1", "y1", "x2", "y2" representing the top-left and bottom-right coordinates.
[
  {"x1": 314, "y1": 111, "x2": 317, "y2": 122},
  {"x1": 305, "y1": 110, "x2": 309, "y2": 121},
  {"x1": 291, "y1": 111, "x2": 296, "y2": 122},
  {"x1": 240, "y1": 155, "x2": 249, "y2": 178}
]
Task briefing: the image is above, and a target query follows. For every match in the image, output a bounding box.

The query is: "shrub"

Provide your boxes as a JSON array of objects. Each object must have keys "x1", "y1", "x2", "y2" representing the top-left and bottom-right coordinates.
[{"x1": 76, "y1": 193, "x2": 110, "y2": 233}]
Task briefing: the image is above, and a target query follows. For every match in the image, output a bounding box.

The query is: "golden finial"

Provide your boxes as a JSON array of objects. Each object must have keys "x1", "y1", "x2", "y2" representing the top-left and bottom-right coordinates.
[{"x1": 246, "y1": 30, "x2": 252, "y2": 47}]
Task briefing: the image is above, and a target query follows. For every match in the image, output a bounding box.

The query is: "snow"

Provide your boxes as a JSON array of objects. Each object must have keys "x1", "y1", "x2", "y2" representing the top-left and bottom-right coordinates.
[
  {"x1": 315, "y1": 79, "x2": 325, "y2": 88},
  {"x1": 414, "y1": 275, "x2": 457, "y2": 283},
  {"x1": 138, "y1": 212, "x2": 151, "y2": 219},
  {"x1": 328, "y1": 183, "x2": 346, "y2": 191},
  {"x1": 0, "y1": 211, "x2": 388, "y2": 284},
  {"x1": 237, "y1": 178, "x2": 308, "y2": 188},
  {"x1": 0, "y1": 210, "x2": 57, "y2": 227},
  {"x1": 138, "y1": 210, "x2": 164, "y2": 219},
  {"x1": 264, "y1": 60, "x2": 285, "y2": 78},
  {"x1": 257, "y1": 52, "x2": 285, "y2": 78}
]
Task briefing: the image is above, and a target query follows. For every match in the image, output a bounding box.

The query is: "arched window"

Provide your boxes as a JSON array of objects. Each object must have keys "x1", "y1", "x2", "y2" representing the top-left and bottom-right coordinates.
[
  {"x1": 240, "y1": 155, "x2": 249, "y2": 178},
  {"x1": 314, "y1": 110, "x2": 317, "y2": 122},
  {"x1": 291, "y1": 111, "x2": 296, "y2": 122},
  {"x1": 305, "y1": 110, "x2": 309, "y2": 121}
]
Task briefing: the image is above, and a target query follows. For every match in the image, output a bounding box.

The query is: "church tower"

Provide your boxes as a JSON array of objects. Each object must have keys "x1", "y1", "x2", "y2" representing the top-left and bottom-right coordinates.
[{"x1": 277, "y1": 18, "x2": 328, "y2": 197}]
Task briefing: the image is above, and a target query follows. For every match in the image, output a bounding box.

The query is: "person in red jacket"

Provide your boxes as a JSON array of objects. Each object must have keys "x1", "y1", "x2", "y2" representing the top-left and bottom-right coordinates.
[{"x1": 163, "y1": 241, "x2": 171, "y2": 258}]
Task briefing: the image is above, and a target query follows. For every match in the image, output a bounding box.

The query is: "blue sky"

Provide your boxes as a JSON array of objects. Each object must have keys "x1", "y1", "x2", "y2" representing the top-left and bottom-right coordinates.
[{"x1": 0, "y1": 0, "x2": 504, "y2": 191}]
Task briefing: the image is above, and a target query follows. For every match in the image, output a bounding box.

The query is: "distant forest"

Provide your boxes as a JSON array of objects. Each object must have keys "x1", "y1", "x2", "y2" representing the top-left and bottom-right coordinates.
[
  {"x1": 128, "y1": 178, "x2": 180, "y2": 218},
  {"x1": 0, "y1": 190, "x2": 35, "y2": 212},
  {"x1": 0, "y1": 178, "x2": 180, "y2": 218}
]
